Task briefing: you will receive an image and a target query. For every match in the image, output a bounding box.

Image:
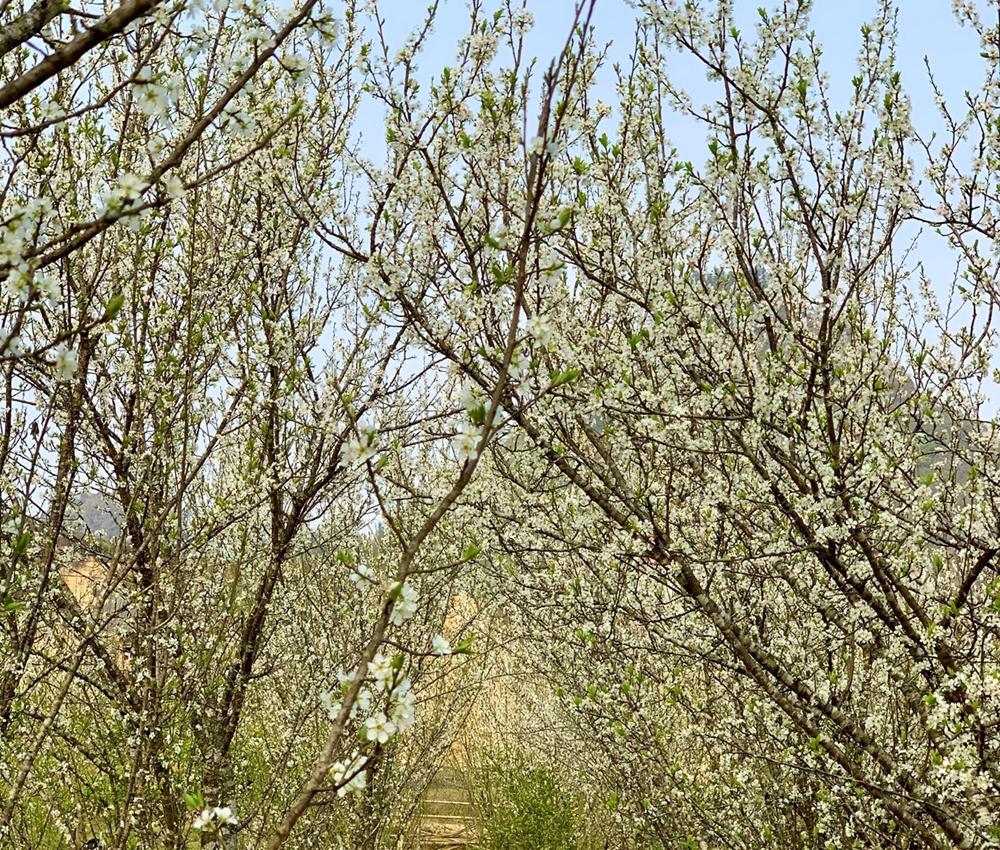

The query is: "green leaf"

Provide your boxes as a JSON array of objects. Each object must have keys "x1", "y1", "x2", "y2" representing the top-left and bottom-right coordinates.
[
  {"x1": 468, "y1": 403, "x2": 487, "y2": 426},
  {"x1": 13, "y1": 531, "x2": 30, "y2": 556},
  {"x1": 461, "y1": 544, "x2": 481, "y2": 562},
  {"x1": 104, "y1": 293, "x2": 125, "y2": 320},
  {"x1": 549, "y1": 367, "x2": 581, "y2": 387},
  {"x1": 183, "y1": 790, "x2": 204, "y2": 810},
  {"x1": 452, "y1": 636, "x2": 473, "y2": 655}
]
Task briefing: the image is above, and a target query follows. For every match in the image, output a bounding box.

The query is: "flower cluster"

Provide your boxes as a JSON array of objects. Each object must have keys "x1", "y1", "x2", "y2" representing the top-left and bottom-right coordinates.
[
  {"x1": 351, "y1": 563, "x2": 376, "y2": 591},
  {"x1": 331, "y1": 754, "x2": 368, "y2": 797},
  {"x1": 389, "y1": 581, "x2": 418, "y2": 626},
  {"x1": 3, "y1": 267, "x2": 59, "y2": 309},
  {"x1": 192, "y1": 805, "x2": 238, "y2": 830},
  {"x1": 452, "y1": 421, "x2": 484, "y2": 462},
  {"x1": 99, "y1": 173, "x2": 149, "y2": 217},
  {"x1": 0, "y1": 330, "x2": 26, "y2": 359},
  {"x1": 525, "y1": 314, "x2": 554, "y2": 348},
  {"x1": 51, "y1": 344, "x2": 79, "y2": 382}
]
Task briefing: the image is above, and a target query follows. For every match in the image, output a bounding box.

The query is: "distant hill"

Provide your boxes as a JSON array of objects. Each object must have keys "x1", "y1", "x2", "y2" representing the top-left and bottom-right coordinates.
[{"x1": 67, "y1": 492, "x2": 122, "y2": 539}]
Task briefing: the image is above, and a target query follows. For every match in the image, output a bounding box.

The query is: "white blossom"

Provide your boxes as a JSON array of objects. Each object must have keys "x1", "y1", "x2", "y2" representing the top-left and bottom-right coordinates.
[
  {"x1": 162, "y1": 172, "x2": 186, "y2": 200},
  {"x1": 331, "y1": 754, "x2": 367, "y2": 797},
  {"x1": 51, "y1": 344, "x2": 79, "y2": 382},
  {"x1": 5, "y1": 268, "x2": 31, "y2": 303},
  {"x1": 362, "y1": 711, "x2": 396, "y2": 744},
  {"x1": 389, "y1": 581, "x2": 418, "y2": 626},
  {"x1": 35, "y1": 273, "x2": 60, "y2": 308},
  {"x1": 368, "y1": 653, "x2": 394, "y2": 691},
  {"x1": 339, "y1": 429, "x2": 378, "y2": 468},
  {"x1": 452, "y1": 421, "x2": 483, "y2": 462},
  {"x1": 351, "y1": 563, "x2": 376, "y2": 591},
  {"x1": 525, "y1": 314, "x2": 553, "y2": 348}
]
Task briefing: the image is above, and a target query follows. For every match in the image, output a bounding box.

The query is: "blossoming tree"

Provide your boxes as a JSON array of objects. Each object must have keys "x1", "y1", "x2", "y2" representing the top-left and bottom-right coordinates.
[{"x1": 0, "y1": 0, "x2": 595, "y2": 847}]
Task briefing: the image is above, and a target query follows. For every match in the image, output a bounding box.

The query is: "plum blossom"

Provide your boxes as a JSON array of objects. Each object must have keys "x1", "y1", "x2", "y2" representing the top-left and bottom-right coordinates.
[
  {"x1": 1, "y1": 333, "x2": 25, "y2": 358},
  {"x1": 162, "y1": 172, "x2": 186, "y2": 200},
  {"x1": 100, "y1": 173, "x2": 149, "y2": 216},
  {"x1": 319, "y1": 690, "x2": 340, "y2": 720},
  {"x1": 511, "y1": 8, "x2": 534, "y2": 36},
  {"x1": 283, "y1": 53, "x2": 312, "y2": 79},
  {"x1": 489, "y1": 223, "x2": 509, "y2": 249},
  {"x1": 389, "y1": 581, "x2": 418, "y2": 626},
  {"x1": 40, "y1": 99, "x2": 66, "y2": 122},
  {"x1": 338, "y1": 429, "x2": 378, "y2": 468},
  {"x1": 351, "y1": 563, "x2": 376, "y2": 591},
  {"x1": 136, "y1": 82, "x2": 171, "y2": 117},
  {"x1": 332, "y1": 754, "x2": 367, "y2": 797},
  {"x1": 525, "y1": 314, "x2": 553, "y2": 348},
  {"x1": 431, "y1": 635, "x2": 451, "y2": 655},
  {"x1": 35, "y1": 273, "x2": 60, "y2": 307},
  {"x1": 117, "y1": 173, "x2": 149, "y2": 200},
  {"x1": 5, "y1": 267, "x2": 31, "y2": 303},
  {"x1": 389, "y1": 678, "x2": 417, "y2": 732},
  {"x1": 316, "y1": 16, "x2": 340, "y2": 47},
  {"x1": 508, "y1": 349, "x2": 530, "y2": 390},
  {"x1": 368, "y1": 652, "x2": 394, "y2": 691},
  {"x1": 526, "y1": 135, "x2": 545, "y2": 156},
  {"x1": 352, "y1": 687, "x2": 372, "y2": 717},
  {"x1": 52, "y1": 344, "x2": 79, "y2": 382},
  {"x1": 213, "y1": 807, "x2": 237, "y2": 825},
  {"x1": 192, "y1": 806, "x2": 237, "y2": 830},
  {"x1": 460, "y1": 381, "x2": 486, "y2": 413},
  {"x1": 363, "y1": 711, "x2": 396, "y2": 744},
  {"x1": 452, "y1": 421, "x2": 483, "y2": 462}
]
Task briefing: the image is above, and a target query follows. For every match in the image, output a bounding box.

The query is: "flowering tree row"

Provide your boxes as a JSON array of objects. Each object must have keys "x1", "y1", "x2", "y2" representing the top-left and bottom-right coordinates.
[
  {"x1": 365, "y1": 0, "x2": 1000, "y2": 847},
  {"x1": 0, "y1": 0, "x2": 523, "y2": 846},
  {"x1": 3, "y1": 0, "x2": 1000, "y2": 848}
]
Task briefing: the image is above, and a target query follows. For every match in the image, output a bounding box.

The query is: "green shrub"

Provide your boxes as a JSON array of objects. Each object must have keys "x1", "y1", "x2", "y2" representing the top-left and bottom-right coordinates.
[{"x1": 473, "y1": 752, "x2": 580, "y2": 850}]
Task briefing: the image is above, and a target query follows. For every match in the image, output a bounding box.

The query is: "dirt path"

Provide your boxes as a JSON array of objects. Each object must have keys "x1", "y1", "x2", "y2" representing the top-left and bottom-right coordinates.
[{"x1": 412, "y1": 766, "x2": 478, "y2": 850}]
